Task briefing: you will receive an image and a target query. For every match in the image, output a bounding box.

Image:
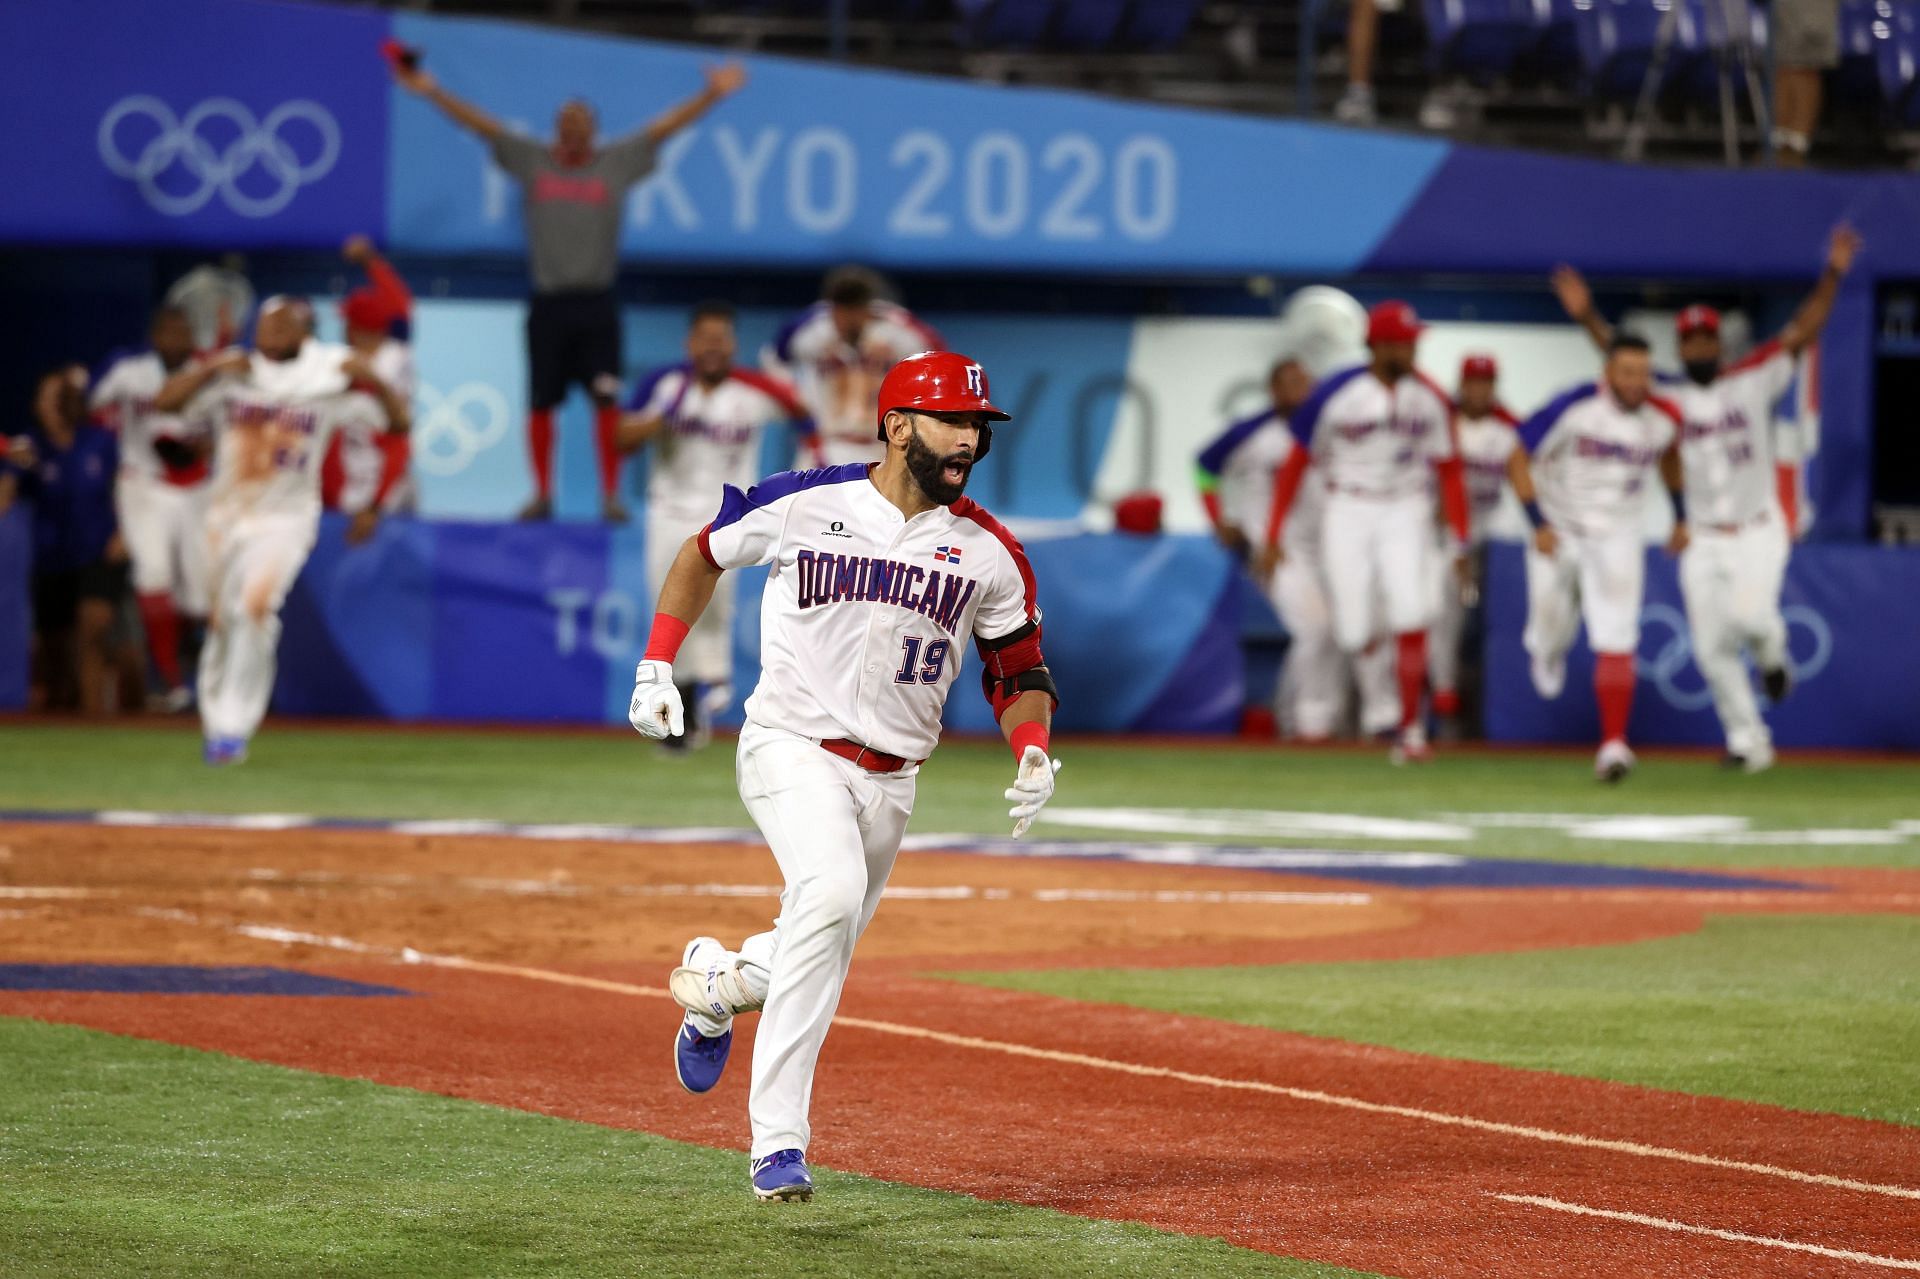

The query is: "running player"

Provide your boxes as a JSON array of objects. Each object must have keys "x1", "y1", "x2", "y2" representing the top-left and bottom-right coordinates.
[
  {"x1": 630, "y1": 351, "x2": 1058, "y2": 1203},
  {"x1": 1428, "y1": 353, "x2": 1521, "y2": 732},
  {"x1": 90, "y1": 305, "x2": 210, "y2": 710},
  {"x1": 1551, "y1": 225, "x2": 1860, "y2": 770},
  {"x1": 764, "y1": 267, "x2": 946, "y2": 466},
  {"x1": 155, "y1": 298, "x2": 408, "y2": 764},
  {"x1": 1259, "y1": 301, "x2": 1470, "y2": 762},
  {"x1": 1508, "y1": 334, "x2": 1687, "y2": 782},
  {"x1": 620, "y1": 301, "x2": 822, "y2": 750}
]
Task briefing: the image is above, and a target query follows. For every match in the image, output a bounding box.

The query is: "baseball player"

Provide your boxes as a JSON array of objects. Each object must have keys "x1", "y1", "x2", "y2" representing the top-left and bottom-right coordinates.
[
  {"x1": 1259, "y1": 301, "x2": 1470, "y2": 762},
  {"x1": 1428, "y1": 353, "x2": 1521, "y2": 730},
  {"x1": 1551, "y1": 226, "x2": 1859, "y2": 771},
  {"x1": 629, "y1": 351, "x2": 1059, "y2": 1203},
  {"x1": 89, "y1": 305, "x2": 210, "y2": 711},
  {"x1": 764, "y1": 267, "x2": 946, "y2": 466},
  {"x1": 1509, "y1": 335, "x2": 1688, "y2": 782},
  {"x1": 391, "y1": 53, "x2": 746, "y2": 522},
  {"x1": 1196, "y1": 358, "x2": 1396, "y2": 739},
  {"x1": 620, "y1": 301, "x2": 822, "y2": 750},
  {"x1": 155, "y1": 298, "x2": 407, "y2": 764},
  {"x1": 324, "y1": 236, "x2": 417, "y2": 544}
]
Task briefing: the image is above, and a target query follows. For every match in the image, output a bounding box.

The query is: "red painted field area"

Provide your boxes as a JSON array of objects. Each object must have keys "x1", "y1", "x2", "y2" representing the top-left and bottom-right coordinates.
[{"x1": 3, "y1": 820, "x2": 1918, "y2": 1278}]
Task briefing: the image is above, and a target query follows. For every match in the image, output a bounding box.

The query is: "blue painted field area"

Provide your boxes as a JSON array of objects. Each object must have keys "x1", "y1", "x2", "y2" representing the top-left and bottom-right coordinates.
[{"x1": 0, "y1": 965, "x2": 411, "y2": 997}]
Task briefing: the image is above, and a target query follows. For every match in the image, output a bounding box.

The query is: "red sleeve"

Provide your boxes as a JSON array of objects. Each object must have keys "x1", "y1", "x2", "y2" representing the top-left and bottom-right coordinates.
[
  {"x1": 1200, "y1": 489, "x2": 1224, "y2": 528},
  {"x1": 371, "y1": 432, "x2": 410, "y2": 508},
  {"x1": 1776, "y1": 463, "x2": 1799, "y2": 535},
  {"x1": 1264, "y1": 449, "x2": 1311, "y2": 550},
  {"x1": 1722, "y1": 338, "x2": 1784, "y2": 377},
  {"x1": 1434, "y1": 456, "x2": 1470, "y2": 545},
  {"x1": 365, "y1": 257, "x2": 413, "y2": 320}
]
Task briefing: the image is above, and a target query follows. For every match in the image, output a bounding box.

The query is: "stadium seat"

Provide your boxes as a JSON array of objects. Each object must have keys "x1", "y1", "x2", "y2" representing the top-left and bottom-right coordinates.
[
  {"x1": 1123, "y1": 0, "x2": 1204, "y2": 51},
  {"x1": 1834, "y1": 0, "x2": 1884, "y2": 106},
  {"x1": 1575, "y1": 0, "x2": 1696, "y2": 101},
  {"x1": 1669, "y1": 0, "x2": 1764, "y2": 109},
  {"x1": 1424, "y1": 0, "x2": 1539, "y2": 80},
  {"x1": 958, "y1": 0, "x2": 1059, "y2": 46},
  {"x1": 1525, "y1": 0, "x2": 1586, "y2": 77},
  {"x1": 1056, "y1": 0, "x2": 1130, "y2": 48},
  {"x1": 1869, "y1": 0, "x2": 1920, "y2": 124}
]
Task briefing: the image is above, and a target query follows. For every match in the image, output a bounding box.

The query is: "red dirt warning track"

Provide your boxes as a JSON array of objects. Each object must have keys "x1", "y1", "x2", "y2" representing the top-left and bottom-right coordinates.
[{"x1": 2, "y1": 822, "x2": 1918, "y2": 1278}]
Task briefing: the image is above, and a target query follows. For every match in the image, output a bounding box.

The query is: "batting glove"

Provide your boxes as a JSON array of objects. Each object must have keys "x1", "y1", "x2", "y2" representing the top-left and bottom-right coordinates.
[
  {"x1": 1005, "y1": 745, "x2": 1062, "y2": 839},
  {"x1": 629, "y1": 660, "x2": 684, "y2": 740}
]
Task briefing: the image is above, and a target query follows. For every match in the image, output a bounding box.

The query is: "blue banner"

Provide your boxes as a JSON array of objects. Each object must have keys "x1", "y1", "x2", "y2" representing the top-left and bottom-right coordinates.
[
  {"x1": 1482, "y1": 542, "x2": 1920, "y2": 750},
  {"x1": 0, "y1": 0, "x2": 389, "y2": 248}
]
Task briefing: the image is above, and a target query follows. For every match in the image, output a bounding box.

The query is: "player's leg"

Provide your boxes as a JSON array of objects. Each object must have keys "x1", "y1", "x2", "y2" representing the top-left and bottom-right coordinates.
[
  {"x1": 521, "y1": 295, "x2": 566, "y2": 520},
  {"x1": 117, "y1": 474, "x2": 188, "y2": 703},
  {"x1": 1377, "y1": 497, "x2": 1437, "y2": 755},
  {"x1": 1741, "y1": 516, "x2": 1794, "y2": 700},
  {"x1": 1270, "y1": 556, "x2": 1341, "y2": 740},
  {"x1": 1428, "y1": 541, "x2": 1465, "y2": 723},
  {"x1": 1579, "y1": 531, "x2": 1646, "y2": 780},
  {"x1": 1679, "y1": 530, "x2": 1764, "y2": 764},
  {"x1": 1319, "y1": 498, "x2": 1381, "y2": 657},
  {"x1": 214, "y1": 517, "x2": 315, "y2": 752},
  {"x1": 583, "y1": 292, "x2": 628, "y2": 522},
  {"x1": 1522, "y1": 540, "x2": 1578, "y2": 699},
  {"x1": 197, "y1": 516, "x2": 236, "y2": 750},
  {"x1": 1353, "y1": 635, "x2": 1402, "y2": 738}
]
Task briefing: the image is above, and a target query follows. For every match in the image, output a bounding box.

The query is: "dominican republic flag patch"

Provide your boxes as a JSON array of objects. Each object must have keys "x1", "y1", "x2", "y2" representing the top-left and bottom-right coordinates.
[{"x1": 933, "y1": 546, "x2": 962, "y2": 564}]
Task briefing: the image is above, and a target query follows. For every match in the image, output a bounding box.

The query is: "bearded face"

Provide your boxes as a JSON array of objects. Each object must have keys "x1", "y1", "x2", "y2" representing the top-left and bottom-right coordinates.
[{"x1": 904, "y1": 421, "x2": 975, "y2": 506}]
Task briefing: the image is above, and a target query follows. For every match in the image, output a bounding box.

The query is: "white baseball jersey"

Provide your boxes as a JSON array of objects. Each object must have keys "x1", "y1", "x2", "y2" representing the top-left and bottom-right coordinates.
[
  {"x1": 188, "y1": 341, "x2": 358, "y2": 522},
  {"x1": 1519, "y1": 383, "x2": 1681, "y2": 538},
  {"x1": 1290, "y1": 365, "x2": 1457, "y2": 498},
  {"x1": 1456, "y1": 407, "x2": 1521, "y2": 545},
  {"x1": 328, "y1": 339, "x2": 415, "y2": 515},
  {"x1": 1195, "y1": 409, "x2": 1323, "y2": 551},
  {"x1": 1660, "y1": 342, "x2": 1795, "y2": 527},
  {"x1": 629, "y1": 364, "x2": 813, "y2": 523},
  {"x1": 765, "y1": 302, "x2": 944, "y2": 454},
  {"x1": 699, "y1": 464, "x2": 1038, "y2": 761},
  {"x1": 89, "y1": 352, "x2": 206, "y2": 485}
]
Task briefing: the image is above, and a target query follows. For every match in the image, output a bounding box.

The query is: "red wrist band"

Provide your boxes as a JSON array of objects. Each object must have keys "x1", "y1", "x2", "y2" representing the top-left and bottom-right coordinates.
[
  {"x1": 642, "y1": 613, "x2": 690, "y2": 663},
  {"x1": 1009, "y1": 721, "x2": 1050, "y2": 762}
]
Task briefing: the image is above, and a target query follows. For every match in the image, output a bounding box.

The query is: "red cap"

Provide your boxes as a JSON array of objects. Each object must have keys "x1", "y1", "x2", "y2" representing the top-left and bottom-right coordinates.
[
  {"x1": 1113, "y1": 491, "x2": 1164, "y2": 535},
  {"x1": 1367, "y1": 300, "x2": 1426, "y2": 345},
  {"x1": 1460, "y1": 354, "x2": 1498, "y2": 381},
  {"x1": 875, "y1": 351, "x2": 1010, "y2": 437},
  {"x1": 1676, "y1": 305, "x2": 1722, "y2": 337},
  {"x1": 341, "y1": 288, "x2": 397, "y2": 334}
]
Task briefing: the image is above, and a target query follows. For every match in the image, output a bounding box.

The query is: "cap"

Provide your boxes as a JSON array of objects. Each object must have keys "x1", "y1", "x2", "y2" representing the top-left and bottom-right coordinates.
[
  {"x1": 1676, "y1": 305, "x2": 1722, "y2": 337},
  {"x1": 341, "y1": 288, "x2": 397, "y2": 334},
  {"x1": 875, "y1": 351, "x2": 1010, "y2": 434},
  {"x1": 1367, "y1": 300, "x2": 1426, "y2": 345},
  {"x1": 1460, "y1": 354, "x2": 1498, "y2": 381}
]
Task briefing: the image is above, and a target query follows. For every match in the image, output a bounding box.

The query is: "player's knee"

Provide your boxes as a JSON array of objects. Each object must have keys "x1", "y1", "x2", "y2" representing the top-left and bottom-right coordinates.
[
  {"x1": 242, "y1": 584, "x2": 275, "y2": 625},
  {"x1": 797, "y1": 874, "x2": 866, "y2": 933}
]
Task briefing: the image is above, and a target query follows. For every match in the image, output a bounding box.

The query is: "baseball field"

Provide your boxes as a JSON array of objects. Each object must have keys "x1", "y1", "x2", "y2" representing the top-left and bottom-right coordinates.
[{"x1": 3, "y1": 721, "x2": 1916, "y2": 1278}]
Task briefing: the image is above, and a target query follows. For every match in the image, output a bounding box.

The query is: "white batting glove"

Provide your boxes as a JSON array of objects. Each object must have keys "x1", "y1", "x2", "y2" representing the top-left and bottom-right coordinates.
[
  {"x1": 628, "y1": 660, "x2": 684, "y2": 740},
  {"x1": 1005, "y1": 745, "x2": 1062, "y2": 839}
]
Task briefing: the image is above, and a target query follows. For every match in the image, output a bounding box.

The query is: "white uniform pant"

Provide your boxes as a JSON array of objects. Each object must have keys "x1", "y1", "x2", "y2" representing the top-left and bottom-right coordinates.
[
  {"x1": 722, "y1": 720, "x2": 914, "y2": 1159},
  {"x1": 198, "y1": 508, "x2": 316, "y2": 743},
  {"x1": 1267, "y1": 552, "x2": 1398, "y2": 739},
  {"x1": 1319, "y1": 492, "x2": 1435, "y2": 653},
  {"x1": 1524, "y1": 528, "x2": 1645, "y2": 662},
  {"x1": 116, "y1": 473, "x2": 211, "y2": 614},
  {"x1": 647, "y1": 510, "x2": 736, "y2": 686},
  {"x1": 1428, "y1": 541, "x2": 1477, "y2": 696},
  {"x1": 1680, "y1": 512, "x2": 1790, "y2": 756}
]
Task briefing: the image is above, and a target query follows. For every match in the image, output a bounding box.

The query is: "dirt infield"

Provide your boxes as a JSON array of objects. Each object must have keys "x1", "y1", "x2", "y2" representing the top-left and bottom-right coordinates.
[{"x1": 4, "y1": 819, "x2": 1919, "y2": 1277}]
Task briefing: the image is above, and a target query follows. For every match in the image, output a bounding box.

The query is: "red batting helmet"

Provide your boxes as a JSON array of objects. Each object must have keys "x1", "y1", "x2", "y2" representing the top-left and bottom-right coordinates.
[
  {"x1": 1367, "y1": 300, "x2": 1426, "y2": 345},
  {"x1": 876, "y1": 350, "x2": 1010, "y2": 459},
  {"x1": 1676, "y1": 305, "x2": 1722, "y2": 337}
]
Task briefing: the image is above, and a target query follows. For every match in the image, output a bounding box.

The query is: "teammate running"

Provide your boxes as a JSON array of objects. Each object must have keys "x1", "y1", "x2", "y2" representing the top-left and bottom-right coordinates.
[
  {"x1": 630, "y1": 351, "x2": 1059, "y2": 1203},
  {"x1": 1509, "y1": 335, "x2": 1688, "y2": 782},
  {"x1": 620, "y1": 301, "x2": 822, "y2": 750},
  {"x1": 764, "y1": 267, "x2": 946, "y2": 466},
  {"x1": 1259, "y1": 301, "x2": 1470, "y2": 762},
  {"x1": 90, "y1": 306, "x2": 210, "y2": 710},
  {"x1": 1551, "y1": 225, "x2": 1860, "y2": 771},
  {"x1": 156, "y1": 298, "x2": 408, "y2": 764},
  {"x1": 1429, "y1": 353, "x2": 1521, "y2": 732}
]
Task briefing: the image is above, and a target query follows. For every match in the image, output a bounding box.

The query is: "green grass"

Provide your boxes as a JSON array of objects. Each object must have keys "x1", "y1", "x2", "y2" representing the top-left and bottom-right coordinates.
[
  {"x1": 0, "y1": 1018, "x2": 1375, "y2": 1279},
  {"x1": 952, "y1": 914, "x2": 1920, "y2": 1126},
  {"x1": 1, "y1": 723, "x2": 1916, "y2": 867}
]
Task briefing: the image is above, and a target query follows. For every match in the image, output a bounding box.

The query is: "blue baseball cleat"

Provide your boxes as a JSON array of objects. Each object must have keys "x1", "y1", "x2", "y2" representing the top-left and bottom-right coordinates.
[
  {"x1": 203, "y1": 737, "x2": 248, "y2": 766},
  {"x1": 674, "y1": 1019, "x2": 732, "y2": 1095},
  {"x1": 750, "y1": 1149, "x2": 813, "y2": 1203}
]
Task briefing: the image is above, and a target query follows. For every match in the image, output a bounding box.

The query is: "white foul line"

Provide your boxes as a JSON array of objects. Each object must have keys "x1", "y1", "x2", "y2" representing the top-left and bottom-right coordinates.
[
  {"x1": 1491, "y1": 1193, "x2": 1920, "y2": 1272},
  {"x1": 135, "y1": 908, "x2": 1920, "y2": 1205}
]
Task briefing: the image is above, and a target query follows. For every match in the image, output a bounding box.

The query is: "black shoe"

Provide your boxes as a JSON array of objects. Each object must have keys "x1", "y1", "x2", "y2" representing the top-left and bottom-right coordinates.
[
  {"x1": 1762, "y1": 667, "x2": 1792, "y2": 702},
  {"x1": 518, "y1": 496, "x2": 553, "y2": 521},
  {"x1": 1720, "y1": 752, "x2": 1749, "y2": 771}
]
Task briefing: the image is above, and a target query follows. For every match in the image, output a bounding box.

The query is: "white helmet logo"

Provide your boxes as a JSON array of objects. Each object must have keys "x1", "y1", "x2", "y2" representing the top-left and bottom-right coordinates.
[
  {"x1": 97, "y1": 95, "x2": 342, "y2": 218},
  {"x1": 965, "y1": 363, "x2": 985, "y2": 396}
]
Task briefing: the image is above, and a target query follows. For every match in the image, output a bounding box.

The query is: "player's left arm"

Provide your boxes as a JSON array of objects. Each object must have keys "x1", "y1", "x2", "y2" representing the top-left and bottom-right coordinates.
[
  {"x1": 630, "y1": 537, "x2": 726, "y2": 739},
  {"x1": 341, "y1": 354, "x2": 410, "y2": 434},
  {"x1": 1659, "y1": 443, "x2": 1689, "y2": 555},
  {"x1": 974, "y1": 527, "x2": 1061, "y2": 839},
  {"x1": 641, "y1": 62, "x2": 747, "y2": 146},
  {"x1": 1778, "y1": 225, "x2": 1863, "y2": 354}
]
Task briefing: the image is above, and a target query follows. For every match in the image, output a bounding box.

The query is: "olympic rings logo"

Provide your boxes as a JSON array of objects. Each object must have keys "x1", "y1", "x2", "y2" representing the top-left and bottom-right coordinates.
[
  {"x1": 97, "y1": 95, "x2": 341, "y2": 218},
  {"x1": 1635, "y1": 602, "x2": 1834, "y2": 711},
  {"x1": 412, "y1": 382, "x2": 511, "y2": 477}
]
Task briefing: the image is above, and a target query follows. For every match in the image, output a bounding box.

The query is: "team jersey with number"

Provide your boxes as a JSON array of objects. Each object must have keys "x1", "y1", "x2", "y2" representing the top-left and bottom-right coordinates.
[
  {"x1": 1519, "y1": 383, "x2": 1682, "y2": 538},
  {"x1": 89, "y1": 351, "x2": 208, "y2": 485},
  {"x1": 628, "y1": 364, "x2": 817, "y2": 523},
  {"x1": 698, "y1": 464, "x2": 1038, "y2": 760},
  {"x1": 764, "y1": 302, "x2": 945, "y2": 453},
  {"x1": 1195, "y1": 409, "x2": 1324, "y2": 551},
  {"x1": 1456, "y1": 407, "x2": 1521, "y2": 544},
  {"x1": 1290, "y1": 365, "x2": 1458, "y2": 498},
  {"x1": 1659, "y1": 343, "x2": 1795, "y2": 527},
  {"x1": 188, "y1": 341, "x2": 359, "y2": 521}
]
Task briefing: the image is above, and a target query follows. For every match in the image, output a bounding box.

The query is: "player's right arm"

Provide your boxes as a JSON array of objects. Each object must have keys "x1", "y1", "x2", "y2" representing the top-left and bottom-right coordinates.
[
  {"x1": 1194, "y1": 413, "x2": 1263, "y2": 558},
  {"x1": 392, "y1": 65, "x2": 508, "y2": 144},
  {"x1": 1551, "y1": 265, "x2": 1615, "y2": 353},
  {"x1": 617, "y1": 366, "x2": 681, "y2": 455},
  {"x1": 154, "y1": 349, "x2": 247, "y2": 413},
  {"x1": 1776, "y1": 224, "x2": 1863, "y2": 354},
  {"x1": 1510, "y1": 397, "x2": 1567, "y2": 557}
]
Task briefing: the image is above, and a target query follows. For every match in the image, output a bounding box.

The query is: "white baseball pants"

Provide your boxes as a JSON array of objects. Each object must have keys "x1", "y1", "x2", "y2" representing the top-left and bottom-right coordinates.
[
  {"x1": 197, "y1": 509, "x2": 315, "y2": 743},
  {"x1": 1680, "y1": 511, "x2": 1790, "y2": 756},
  {"x1": 1524, "y1": 528, "x2": 1645, "y2": 662},
  {"x1": 1319, "y1": 493, "x2": 1435, "y2": 653},
  {"x1": 1267, "y1": 554, "x2": 1397, "y2": 739},
  {"x1": 116, "y1": 473, "x2": 211, "y2": 614}
]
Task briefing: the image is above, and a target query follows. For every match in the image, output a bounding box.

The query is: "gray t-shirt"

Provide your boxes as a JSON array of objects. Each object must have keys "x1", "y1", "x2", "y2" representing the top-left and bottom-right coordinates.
[{"x1": 490, "y1": 129, "x2": 658, "y2": 295}]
